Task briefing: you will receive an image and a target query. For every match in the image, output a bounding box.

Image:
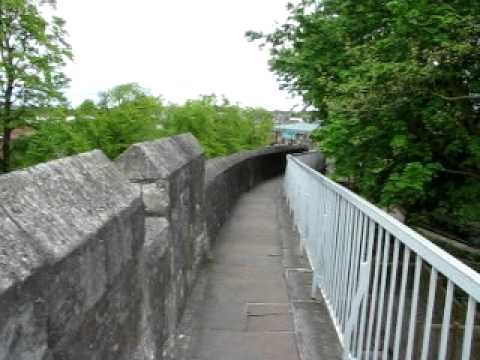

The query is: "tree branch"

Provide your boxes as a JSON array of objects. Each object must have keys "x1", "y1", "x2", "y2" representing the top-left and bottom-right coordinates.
[
  {"x1": 434, "y1": 93, "x2": 480, "y2": 101},
  {"x1": 441, "y1": 168, "x2": 480, "y2": 179}
]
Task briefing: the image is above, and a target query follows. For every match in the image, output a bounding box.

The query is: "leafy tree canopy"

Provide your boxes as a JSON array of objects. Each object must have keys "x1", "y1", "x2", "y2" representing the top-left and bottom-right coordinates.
[
  {"x1": 249, "y1": 0, "x2": 480, "y2": 240},
  {"x1": 0, "y1": 0, "x2": 72, "y2": 171},
  {"x1": 13, "y1": 83, "x2": 165, "y2": 166},
  {"x1": 162, "y1": 95, "x2": 273, "y2": 157},
  {"x1": 13, "y1": 85, "x2": 274, "y2": 168}
]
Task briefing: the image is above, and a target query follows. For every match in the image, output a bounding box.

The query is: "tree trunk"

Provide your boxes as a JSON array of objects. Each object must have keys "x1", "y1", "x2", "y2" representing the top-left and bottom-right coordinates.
[
  {"x1": 2, "y1": 80, "x2": 14, "y2": 173},
  {"x1": 1, "y1": 126, "x2": 12, "y2": 173}
]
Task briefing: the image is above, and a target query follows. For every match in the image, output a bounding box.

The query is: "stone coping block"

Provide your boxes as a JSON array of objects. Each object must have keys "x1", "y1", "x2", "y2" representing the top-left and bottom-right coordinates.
[
  {"x1": 115, "y1": 133, "x2": 204, "y2": 182},
  {"x1": 204, "y1": 145, "x2": 307, "y2": 242},
  {"x1": 205, "y1": 145, "x2": 306, "y2": 187},
  {"x1": 0, "y1": 150, "x2": 140, "y2": 296}
]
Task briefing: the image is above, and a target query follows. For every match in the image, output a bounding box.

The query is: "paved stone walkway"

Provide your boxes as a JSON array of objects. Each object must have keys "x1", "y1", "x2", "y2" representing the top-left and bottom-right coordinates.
[{"x1": 184, "y1": 177, "x2": 342, "y2": 360}]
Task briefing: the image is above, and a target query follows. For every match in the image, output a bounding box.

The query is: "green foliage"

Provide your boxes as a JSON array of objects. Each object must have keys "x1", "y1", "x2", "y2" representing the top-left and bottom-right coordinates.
[
  {"x1": 0, "y1": 0, "x2": 72, "y2": 171},
  {"x1": 162, "y1": 95, "x2": 273, "y2": 158},
  {"x1": 13, "y1": 83, "x2": 166, "y2": 167},
  {"x1": 250, "y1": 0, "x2": 480, "y2": 238},
  {"x1": 13, "y1": 85, "x2": 274, "y2": 168}
]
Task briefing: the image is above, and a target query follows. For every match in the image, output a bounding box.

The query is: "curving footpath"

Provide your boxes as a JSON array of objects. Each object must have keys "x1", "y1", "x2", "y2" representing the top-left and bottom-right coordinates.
[
  {"x1": 0, "y1": 135, "x2": 339, "y2": 360},
  {"x1": 183, "y1": 177, "x2": 342, "y2": 360}
]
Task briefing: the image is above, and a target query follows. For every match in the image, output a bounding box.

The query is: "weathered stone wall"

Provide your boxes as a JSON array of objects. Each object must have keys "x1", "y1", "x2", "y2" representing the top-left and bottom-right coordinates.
[
  {"x1": 0, "y1": 136, "x2": 303, "y2": 360},
  {"x1": 0, "y1": 151, "x2": 144, "y2": 360},
  {"x1": 205, "y1": 145, "x2": 306, "y2": 242},
  {"x1": 115, "y1": 134, "x2": 207, "y2": 359}
]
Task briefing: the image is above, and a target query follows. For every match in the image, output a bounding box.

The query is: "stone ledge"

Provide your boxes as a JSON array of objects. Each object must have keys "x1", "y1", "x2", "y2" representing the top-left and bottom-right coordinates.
[
  {"x1": 115, "y1": 133, "x2": 204, "y2": 182},
  {"x1": 204, "y1": 145, "x2": 307, "y2": 242},
  {"x1": 205, "y1": 145, "x2": 306, "y2": 186},
  {"x1": 0, "y1": 150, "x2": 140, "y2": 296}
]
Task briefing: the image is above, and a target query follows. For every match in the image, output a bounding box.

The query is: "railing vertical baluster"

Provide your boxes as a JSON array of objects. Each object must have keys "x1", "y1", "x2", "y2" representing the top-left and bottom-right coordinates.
[
  {"x1": 438, "y1": 280, "x2": 454, "y2": 360},
  {"x1": 346, "y1": 209, "x2": 364, "y2": 352},
  {"x1": 421, "y1": 268, "x2": 438, "y2": 360},
  {"x1": 351, "y1": 213, "x2": 367, "y2": 355},
  {"x1": 336, "y1": 200, "x2": 347, "y2": 326},
  {"x1": 328, "y1": 192, "x2": 341, "y2": 304},
  {"x1": 373, "y1": 228, "x2": 389, "y2": 356},
  {"x1": 365, "y1": 223, "x2": 383, "y2": 358},
  {"x1": 343, "y1": 207, "x2": 358, "y2": 330},
  {"x1": 405, "y1": 255, "x2": 422, "y2": 360},
  {"x1": 322, "y1": 190, "x2": 332, "y2": 299},
  {"x1": 340, "y1": 205, "x2": 354, "y2": 331},
  {"x1": 356, "y1": 218, "x2": 375, "y2": 360},
  {"x1": 311, "y1": 181, "x2": 323, "y2": 298},
  {"x1": 392, "y1": 247, "x2": 411, "y2": 360},
  {"x1": 321, "y1": 189, "x2": 329, "y2": 298},
  {"x1": 343, "y1": 208, "x2": 359, "y2": 349},
  {"x1": 382, "y1": 236, "x2": 400, "y2": 358},
  {"x1": 329, "y1": 196, "x2": 340, "y2": 313},
  {"x1": 303, "y1": 191, "x2": 308, "y2": 246},
  {"x1": 315, "y1": 184, "x2": 325, "y2": 294},
  {"x1": 334, "y1": 199, "x2": 347, "y2": 321},
  {"x1": 323, "y1": 188, "x2": 334, "y2": 289},
  {"x1": 327, "y1": 194, "x2": 340, "y2": 308},
  {"x1": 308, "y1": 177, "x2": 316, "y2": 247},
  {"x1": 461, "y1": 296, "x2": 476, "y2": 360}
]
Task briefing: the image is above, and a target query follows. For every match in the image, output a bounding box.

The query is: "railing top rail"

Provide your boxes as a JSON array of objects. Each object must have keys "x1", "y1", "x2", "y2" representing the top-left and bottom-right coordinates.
[{"x1": 287, "y1": 154, "x2": 480, "y2": 301}]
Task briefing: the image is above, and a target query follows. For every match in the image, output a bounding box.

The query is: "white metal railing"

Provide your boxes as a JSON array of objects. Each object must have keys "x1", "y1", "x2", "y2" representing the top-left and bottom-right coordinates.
[{"x1": 284, "y1": 154, "x2": 480, "y2": 360}]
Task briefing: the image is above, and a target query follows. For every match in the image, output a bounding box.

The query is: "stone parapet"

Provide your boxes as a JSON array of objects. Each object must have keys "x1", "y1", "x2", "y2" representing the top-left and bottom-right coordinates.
[
  {"x1": 0, "y1": 136, "x2": 304, "y2": 360},
  {"x1": 205, "y1": 145, "x2": 307, "y2": 242},
  {"x1": 116, "y1": 134, "x2": 206, "y2": 359},
  {"x1": 0, "y1": 150, "x2": 144, "y2": 360}
]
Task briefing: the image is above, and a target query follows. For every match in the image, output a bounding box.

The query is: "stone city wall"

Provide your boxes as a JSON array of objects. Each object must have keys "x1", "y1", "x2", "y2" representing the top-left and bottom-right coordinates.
[
  {"x1": 0, "y1": 134, "x2": 305, "y2": 360},
  {"x1": 205, "y1": 145, "x2": 307, "y2": 242}
]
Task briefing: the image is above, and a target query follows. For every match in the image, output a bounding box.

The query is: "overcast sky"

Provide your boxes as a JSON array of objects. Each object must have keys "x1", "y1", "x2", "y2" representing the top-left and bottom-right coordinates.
[{"x1": 53, "y1": 1, "x2": 300, "y2": 110}]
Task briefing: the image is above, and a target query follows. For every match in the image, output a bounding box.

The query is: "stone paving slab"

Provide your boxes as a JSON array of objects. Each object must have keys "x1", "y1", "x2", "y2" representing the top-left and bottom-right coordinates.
[
  {"x1": 246, "y1": 303, "x2": 293, "y2": 332},
  {"x1": 191, "y1": 330, "x2": 299, "y2": 360},
  {"x1": 292, "y1": 302, "x2": 343, "y2": 360}
]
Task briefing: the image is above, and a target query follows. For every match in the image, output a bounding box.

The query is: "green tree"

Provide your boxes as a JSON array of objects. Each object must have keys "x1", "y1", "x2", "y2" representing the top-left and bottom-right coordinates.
[
  {"x1": 162, "y1": 95, "x2": 273, "y2": 157},
  {"x1": 14, "y1": 83, "x2": 166, "y2": 167},
  {"x1": 94, "y1": 84, "x2": 165, "y2": 158},
  {"x1": 249, "y1": 1, "x2": 480, "y2": 239},
  {"x1": 75, "y1": 99, "x2": 98, "y2": 118},
  {"x1": 13, "y1": 85, "x2": 273, "y2": 169},
  {"x1": 0, "y1": 0, "x2": 72, "y2": 172}
]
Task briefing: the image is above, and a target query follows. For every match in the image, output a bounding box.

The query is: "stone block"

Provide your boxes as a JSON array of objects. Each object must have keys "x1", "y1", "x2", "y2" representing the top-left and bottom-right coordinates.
[
  {"x1": 51, "y1": 260, "x2": 143, "y2": 360},
  {"x1": 0, "y1": 150, "x2": 143, "y2": 360},
  {"x1": 141, "y1": 218, "x2": 171, "y2": 359},
  {"x1": 0, "y1": 287, "x2": 48, "y2": 360},
  {"x1": 0, "y1": 150, "x2": 140, "y2": 296},
  {"x1": 46, "y1": 238, "x2": 107, "y2": 348},
  {"x1": 115, "y1": 134, "x2": 204, "y2": 182},
  {"x1": 142, "y1": 181, "x2": 170, "y2": 216}
]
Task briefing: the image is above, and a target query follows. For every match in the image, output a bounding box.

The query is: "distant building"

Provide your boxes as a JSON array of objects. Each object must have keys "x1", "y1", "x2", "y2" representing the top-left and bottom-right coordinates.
[
  {"x1": 272, "y1": 110, "x2": 322, "y2": 125},
  {"x1": 273, "y1": 122, "x2": 320, "y2": 146}
]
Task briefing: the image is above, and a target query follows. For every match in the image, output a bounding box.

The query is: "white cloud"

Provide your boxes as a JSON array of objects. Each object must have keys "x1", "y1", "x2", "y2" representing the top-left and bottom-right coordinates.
[{"x1": 53, "y1": 0, "x2": 302, "y2": 110}]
